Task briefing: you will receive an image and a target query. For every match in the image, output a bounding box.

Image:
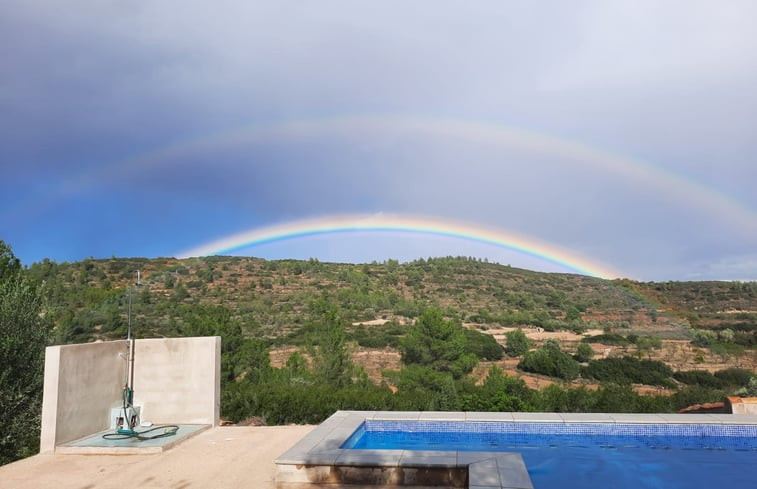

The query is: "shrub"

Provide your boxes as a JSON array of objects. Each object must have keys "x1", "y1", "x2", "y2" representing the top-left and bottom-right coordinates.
[
  {"x1": 583, "y1": 356, "x2": 674, "y2": 388},
  {"x1": 670, "y1": 386, "x2": 725, "y2": 411},
  {"x1": 581, "y1": 333, "x2": 629, "y2": 346},
  {"x1": 673, "y1": 370, "x2": 725, "y2": 389},
  {"x1": 463, "y1": 328, "x2": 504, "y2": 361},
  {"x1": 518, "y1": 345, "x2": 580, "y2": 381},
  {"x1": 574, "y1": 342, "x2": 594, "y2": 363},
  {"x1": 714, "y1": 368, "x2": 754, "y2": 387},
  {"x1": 690, "y1": 329, "x2": 717, "y2": 347},
  {"x1": 504, "y1": 329, "x2": 531, "y2": 357}
]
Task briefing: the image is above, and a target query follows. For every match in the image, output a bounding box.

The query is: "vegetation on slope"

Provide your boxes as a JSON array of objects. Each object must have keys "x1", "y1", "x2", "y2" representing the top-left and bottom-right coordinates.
[
  {"x1": 23, "y1": 255, "x2": 690, "y2": 342},
  {"x1": 2, "y1": 251, "x2": 756, "y2": 463}
]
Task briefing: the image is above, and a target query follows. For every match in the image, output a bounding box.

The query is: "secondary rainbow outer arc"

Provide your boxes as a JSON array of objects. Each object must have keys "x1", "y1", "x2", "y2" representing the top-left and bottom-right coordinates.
[
  {"x1": 177, "y1": 215, "x2": 621, "y2": 279},
  {"x1": 16, "y1": 114, "x2": 757, "y2": 236},
  {"x1": 9, "y1": 115, "x2": 757, "y2": 244},
  {"x1": 152, "y1": 116, "x2": 757, "y2": 235}
]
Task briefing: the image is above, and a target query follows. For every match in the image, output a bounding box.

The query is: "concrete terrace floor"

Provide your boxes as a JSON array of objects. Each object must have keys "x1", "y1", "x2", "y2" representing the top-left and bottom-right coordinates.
[{"x1": 0, "y1": 425, "x2": 315, "y2": 489}]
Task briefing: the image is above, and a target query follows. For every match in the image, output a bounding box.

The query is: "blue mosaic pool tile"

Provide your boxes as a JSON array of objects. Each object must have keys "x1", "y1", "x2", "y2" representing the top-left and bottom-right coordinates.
[
  {"x1": 365, "y1": 420, "x2": 757, "y2": 438},
  {"x1": 348, "y1": 419, "x2": 757, "y2": 452}
]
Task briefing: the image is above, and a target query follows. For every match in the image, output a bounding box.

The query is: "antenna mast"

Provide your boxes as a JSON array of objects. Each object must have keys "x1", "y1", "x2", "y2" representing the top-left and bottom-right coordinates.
[{"x1": 124, "y1": 270, "x2": 142, "y2": 407}]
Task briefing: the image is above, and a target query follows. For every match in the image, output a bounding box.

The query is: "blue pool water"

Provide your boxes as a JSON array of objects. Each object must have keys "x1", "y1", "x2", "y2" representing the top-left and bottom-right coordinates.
[{"x1": 342, "y1": 421, "x2": 757, "y2": 489}]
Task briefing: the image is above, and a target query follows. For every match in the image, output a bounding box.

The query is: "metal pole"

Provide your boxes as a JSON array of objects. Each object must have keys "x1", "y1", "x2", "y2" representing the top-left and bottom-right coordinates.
[
  {"x1": 124, "y1": 283, "x2": 132, "y2": 407},
  {"x1": 128, "y1": 271, "x2": 142, "y2": 407}
]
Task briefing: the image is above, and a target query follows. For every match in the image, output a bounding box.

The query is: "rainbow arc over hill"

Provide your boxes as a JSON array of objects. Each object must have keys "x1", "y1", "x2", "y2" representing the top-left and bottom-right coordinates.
[{"x1": 177, "y1": 214, "x2": 621, "y2": 279}]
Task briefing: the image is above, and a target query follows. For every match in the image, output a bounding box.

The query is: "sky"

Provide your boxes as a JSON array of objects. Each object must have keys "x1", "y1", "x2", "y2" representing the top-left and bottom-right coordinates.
[{"x1": 1, "y1": 1, "x2": 756, "y2": 281}]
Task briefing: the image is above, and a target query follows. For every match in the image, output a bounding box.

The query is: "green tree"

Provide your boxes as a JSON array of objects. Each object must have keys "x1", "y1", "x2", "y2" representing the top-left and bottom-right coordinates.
[
  {"x1": 172, "y1": 281, "x2": 190, "y2": 302},
  {"x1": 690, "y1": 329, "x2": 716, "y2": 347},
  {"x1": 463, "y1": 328, "x2": 504, "y2": 360},
  {"x1": 536, "y1": 384, "x2": 595, "y2": 412},
  {"x1": 236, "y1": 338, "x2": 272, "y2": 384},
  {"x1": 460, "y1": 366, "x2": 533, "y2": 411},
  {"x1": 400, "y1": 308, "x2": 477, "y2": 378},
  {"x1": 428, "y1": 375, "x2": 459, "y2": 411},
  {"x1": 1, "y1": 242, "x2": 50, "y2": 465},
  {"x1": 518, "y1": 342, "x2": 580, "y2": 381},
  {"x1": 714, "y1": 368, "x2": 753, "y2": 388},
  {"x1": 308, "y1": 306, "x2": 354, "y2": 387},
  {"x1": 641, "y1": 336, "x2": 662, "y2": 349},
  {"x1": 0, "y1": 241, "x2": 21, "y2": 281},
  {"x1": 180, "y1": 305, "x2": 243, "y2": 383},
  {"x1": 285, "y1": 351, "x2": 309, "y2": 376},
  {"x1": 565, "y1": 305, "x2": 582, "y2": 322},
  {"x1": 504, "y1": 328, "x2": 531, "y2": 357},
  {"x1": 574, "y1": 342, "x2": 594, "y2": 362},
  {"x1": 394, "y1": 365, "x2": 454, "y2": 410},
  {"x1": 592, "y1": 384, "x2": 639, "y2": 413},
  {"x1": 718, "y1": 328, "x2": 735, "y2": 343}
]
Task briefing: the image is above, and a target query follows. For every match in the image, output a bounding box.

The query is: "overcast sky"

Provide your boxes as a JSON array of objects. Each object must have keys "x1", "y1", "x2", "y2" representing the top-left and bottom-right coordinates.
[{"x1": 2, "y1": 1, "x2": 756, "y2": 281}]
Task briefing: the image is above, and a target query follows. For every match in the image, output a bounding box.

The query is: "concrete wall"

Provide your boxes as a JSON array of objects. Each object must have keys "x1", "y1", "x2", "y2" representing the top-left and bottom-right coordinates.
[
  {"x1": 40, "y1": 337, "x2": 220, "y2": 453},
  {"x1": 40, "y1": 341, "x2": 127, "y2": 453},
  {"x1": 132, "y1": 337, "x2": 221, "y2": 425}
]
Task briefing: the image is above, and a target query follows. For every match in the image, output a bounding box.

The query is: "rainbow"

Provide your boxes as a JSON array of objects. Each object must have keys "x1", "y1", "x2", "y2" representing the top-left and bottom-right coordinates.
[
  {"x1": 176, "y1": 214, "x2": 621, "y2": 279},
  {"x1": 15, "y1": 114, "x2": 757, "y2": 237},
  {"x1": 142, "y1": 116, "x2": 756, "y2": 235}
]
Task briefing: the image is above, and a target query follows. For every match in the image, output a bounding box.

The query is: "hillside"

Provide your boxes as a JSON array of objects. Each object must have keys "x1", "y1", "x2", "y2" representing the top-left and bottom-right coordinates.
[
  {"x1": 16, "y1": 255, "x2": 757, "y2": 423},
  {"x1": 26, "y1": 255, "x2": 754, "y2": 369},
  {"x1": 26, "y1": 256, "x2": 755, "y2": 340}
]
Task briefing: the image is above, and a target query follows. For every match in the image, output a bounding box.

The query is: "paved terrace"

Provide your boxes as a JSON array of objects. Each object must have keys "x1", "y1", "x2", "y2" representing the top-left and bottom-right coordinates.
[{"x1": 0, "y1": 425, "x2": 314, "y2": 489}]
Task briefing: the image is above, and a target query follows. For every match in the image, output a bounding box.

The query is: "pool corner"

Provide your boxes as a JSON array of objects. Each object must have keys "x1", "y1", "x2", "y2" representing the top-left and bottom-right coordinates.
[{"x1": 274, "y1": 410, "x2": 534, "y2": 489}]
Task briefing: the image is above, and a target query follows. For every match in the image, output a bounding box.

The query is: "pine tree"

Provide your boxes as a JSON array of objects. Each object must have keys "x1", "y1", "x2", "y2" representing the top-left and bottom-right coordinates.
[{"x1": 0, "y1": 242, "x2": 50, "y2": 465}]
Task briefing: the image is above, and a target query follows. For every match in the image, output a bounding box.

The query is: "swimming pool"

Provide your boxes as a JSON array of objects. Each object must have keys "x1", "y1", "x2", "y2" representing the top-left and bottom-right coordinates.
[
  {"x1": 275, "y1": 411, "x2": 757, "y2": 489},
  {"x1": 343, "y1": 420, "x2": 757, "y2": 489}
]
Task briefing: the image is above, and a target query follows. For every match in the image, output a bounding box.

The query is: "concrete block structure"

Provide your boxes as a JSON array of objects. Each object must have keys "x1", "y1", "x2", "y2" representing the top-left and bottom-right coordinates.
[
  {"x1": 40, "y1": 336, "x2": 220, "y2": 453},
  {"x1": 727, "y1": 396, "x2": 757, "y2": 414}
]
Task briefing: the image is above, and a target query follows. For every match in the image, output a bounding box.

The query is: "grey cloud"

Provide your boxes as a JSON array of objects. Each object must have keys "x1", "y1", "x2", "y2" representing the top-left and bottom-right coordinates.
[{"x1": 2, "y1": 1, "x2": 756, "y2": 279}]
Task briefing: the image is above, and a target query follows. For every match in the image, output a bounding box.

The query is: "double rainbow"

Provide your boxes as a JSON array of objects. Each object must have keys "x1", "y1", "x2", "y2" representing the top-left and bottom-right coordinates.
[{"x1": 13, "y1": 114, "x2": 754, "y2": 279}]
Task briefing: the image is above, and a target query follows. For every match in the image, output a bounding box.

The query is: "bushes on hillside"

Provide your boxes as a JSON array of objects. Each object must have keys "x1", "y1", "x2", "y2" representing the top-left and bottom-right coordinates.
[
  {"x1": 574, "y1": 342, "x2": 595, "y2": 362},
  {"x1": 581, "y1": 333, "x2": 630, "y2": 346},
  {"x1": 582, "y1": 356, "x2": 674, "y2": 388},
  {"x1": 714, "y1": 367, "x2": 754, "y2": 387},
  {"x1": 458, "y1": 366, "x2": 535, "y2": 412},
  {"x1": 673, "y1": 370, "x2": 725, "y2": 389},
  {"x1": 349, "y1": 322, "x2": 405, "y2": 348},
  {"x1": 675, "y1": 368, "x2": 756, "y2": 393},
  {"x1": 518, "y1": 341, "x2": 580, "y2": 381},
  {"x1": 504, "y1": 328, "x2": 531, "y2": 357},
  {"x1": 463, "y1": 328, "x2": 504, "y2": 361}
]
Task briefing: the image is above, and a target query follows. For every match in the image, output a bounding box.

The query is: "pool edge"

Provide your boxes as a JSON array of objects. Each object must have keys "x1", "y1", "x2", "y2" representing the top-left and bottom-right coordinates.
[{"x1": 274, "y1": 411, "x2": 757, "y2": 489}]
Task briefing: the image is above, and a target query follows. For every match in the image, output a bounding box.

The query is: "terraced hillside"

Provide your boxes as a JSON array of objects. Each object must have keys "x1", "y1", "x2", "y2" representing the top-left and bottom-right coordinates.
[
  {"x1": 27, "y1": 255, "x2": 690, "y2": 341},
  {"x1": 26, "y1": 256, "x2": 754, "y2": 368},
  {"x1": 18, "y1": 255, "x2": 757, "y2": 423}
]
